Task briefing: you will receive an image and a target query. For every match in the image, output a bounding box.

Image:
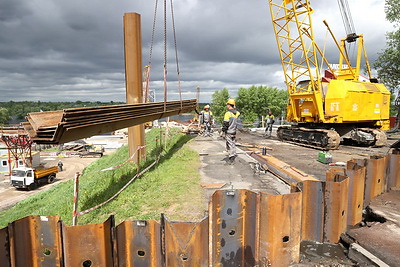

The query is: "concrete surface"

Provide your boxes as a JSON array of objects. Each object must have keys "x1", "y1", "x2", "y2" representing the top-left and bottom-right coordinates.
[
  {"x1": 346, "y1": 190, "x2": 400, "y2": 267},
  {"x1": 188, "y1": 134, "x2": 290, "y2": 200}
]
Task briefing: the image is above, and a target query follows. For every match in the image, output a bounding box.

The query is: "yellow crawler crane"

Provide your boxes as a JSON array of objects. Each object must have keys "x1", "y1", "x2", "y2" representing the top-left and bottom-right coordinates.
[{"x1": 268, "y1": 0, "x2": 390, "y2": 149}]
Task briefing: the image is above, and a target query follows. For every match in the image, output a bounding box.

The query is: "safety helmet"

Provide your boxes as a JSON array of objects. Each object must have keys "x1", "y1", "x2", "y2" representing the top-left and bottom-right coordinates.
[
  {"x1": 204, "y1": 105, "x2": 210, "y2": 110},
  {"x1": 226, "y1": 99, "x2": 235, "y2": 106}
]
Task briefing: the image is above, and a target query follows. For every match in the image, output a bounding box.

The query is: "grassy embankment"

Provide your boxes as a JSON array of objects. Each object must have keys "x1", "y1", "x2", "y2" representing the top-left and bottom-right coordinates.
[{"x1": 0, "y1": 128, "x2": 207, "y2": 228}]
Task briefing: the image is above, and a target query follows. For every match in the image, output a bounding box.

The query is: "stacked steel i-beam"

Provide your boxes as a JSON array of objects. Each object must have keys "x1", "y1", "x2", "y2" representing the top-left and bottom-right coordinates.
[{"x1": 22, "y1": 100, "x2": 197, "y2": 144}]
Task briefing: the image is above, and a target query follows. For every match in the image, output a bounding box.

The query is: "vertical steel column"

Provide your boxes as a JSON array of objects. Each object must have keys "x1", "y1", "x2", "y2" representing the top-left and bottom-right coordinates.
[
  {"x1": 210, "y1": 189, "x2": 259, "y2": 266},
  {"x1": 0, "y1": 226, "x2": 10, "y2": 267},
  {"x1": 116, "y1": 220, "x2": 162, "y2": 266},
  {"x1": 346, "y1": 160, "x2": 366, "y2": 226},
  {"x1": 8, "y1": 216, "x2": 63, "y2": 267},
  {"x1": 364, "y1": 155, "x2": 388, "y2": 205},
  {"x1": 62, "y1": 216, "x2": 115, "y2": 267},
  {"x1": 258, "y1": 192, "x2": 302, "y2": 266},
  {"x1": 163, "y1": 215, "x2": 209, "y2": 266},
  {"x1": 388, "y1": 150, "x2": 400, "y2": 189},
  {"x1": 324, "y1": 170, "x2": 349, "y2": 243},
  {"x1": 294, "y1": 180, "x2": 325, "y2": 242},
  {"x1": 124, "y1": 13, "x2": 145, "y2": 164}
]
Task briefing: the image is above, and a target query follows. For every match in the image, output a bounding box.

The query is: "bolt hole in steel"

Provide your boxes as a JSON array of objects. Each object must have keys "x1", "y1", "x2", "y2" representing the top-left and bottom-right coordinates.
[
  {"x1": 226, "y1": 208, "x2": 233, "y2": 215},
  {"x1": 82, "y1": 260, "x2": 92, "y2": 267},
  {"x1": 342, "y1": 210, "x2": 345, "y2": 216},
  {"x1": 229, "y1": 230, "x2": 236, "y2": 236},
  {"x1": 221, "y1": 238, "x2": 226, "y2": 247},
  {"x1": 358, "y1": 204, "x2": 361, "y2": 208},
  {"x1": 282, "y1": 236, "x2": 290, "y2": 243},
  {"x1": 180, "y1": 254, "x2": 188, "y2": 261},
  {"x1": 378, "y1": 179, "x2": 381, "y2": 183},
  {"x1": 43, "y1": 249, "x2": 51, "y2": 256},
  {"x1": 137, "y1": 250, "x2": 146, "y2": 257}
]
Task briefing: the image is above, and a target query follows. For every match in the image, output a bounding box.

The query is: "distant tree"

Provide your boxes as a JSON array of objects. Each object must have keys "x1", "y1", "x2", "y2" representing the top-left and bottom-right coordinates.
[
  {"x1": 211, "y1": 88, "x2": 231, "y2": 124},
  {"x1": 373, "y1": 0, "x2": 400, "y2": 127},
  {"x1": 0, "y1": 108, "x2": 10, "y2": 125},
  {"x1": 236, "y1": 86, "x2": 288, "y2": 125}
]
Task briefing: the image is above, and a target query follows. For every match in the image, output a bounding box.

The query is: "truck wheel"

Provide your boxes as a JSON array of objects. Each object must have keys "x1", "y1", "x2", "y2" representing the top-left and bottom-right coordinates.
[
  {"x1": 47, "y1": 175, "x2": 55, "y2": 184},
  {"x1": 28, "y1": 183, "x2": 37, "y2": 191}
]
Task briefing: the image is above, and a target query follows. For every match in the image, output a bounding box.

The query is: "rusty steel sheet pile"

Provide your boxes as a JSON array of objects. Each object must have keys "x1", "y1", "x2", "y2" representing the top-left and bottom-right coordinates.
[
  {"x1": 345, "y1": 161, "x2": 366, "y2": 226},
  {"x1": 1, "y1": 151, "x2": 399, "y2": 266},
  {"x1": 292, "y1": 180, "x2": 325, "y2": 242},
  {"x1": 388, "y1": 150, "x2": 400, "y2": 188},
  {"x1": 324, "y1": 170, "x2": 349, "y2": 243},
  {"x1": 21, "y1": 99, "x2": 197, "y2": 144},
  {"x1": 0, "y1": 190, "x2": 305, "y2": 266}
]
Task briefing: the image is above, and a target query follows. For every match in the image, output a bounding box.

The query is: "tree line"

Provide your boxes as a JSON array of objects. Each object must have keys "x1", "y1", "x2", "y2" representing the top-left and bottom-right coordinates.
[
  {"x1": 211, "y1": 86, "x2": 288, "y2": 126},
  {"x1": 0, "y1": 101, "x2": 124, "y2": 125}
]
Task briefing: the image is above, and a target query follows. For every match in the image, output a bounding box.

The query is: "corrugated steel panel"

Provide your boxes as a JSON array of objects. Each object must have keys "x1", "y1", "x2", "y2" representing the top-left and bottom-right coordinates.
[
  {"x1": 22, "y1": 100, "x2": 197, "y2": 144},
  {"x1": 388, "y1": 151, "x2": 400, "y2": 189},
  {"x1": 62, "y1": 216, "x2": 115, "y2": 267},
  {"x1": 116, "y1": 220, "x2": 162, "y2": 267},
  {"x1": 259, "y1": 192, "x2": 302, "y2": 266},
  {"x1": 364, "y1": 155, "x2": 388, "y2": 205},
  {"x1": 324, "y1": 170, "x2": 349, "y2": 243},
  {"x1": 7, "y1": 215, "x2": 62, "y2": 267},
  {"x1": 0, "y1": 150, "x2": 393, "y2": 267},
  {"x1": 210, "y1": 189, "x2": 259, "y2": 266},
  {"x1": 293, "y1": 180, "x2": 325, "y2": 242},
  {"x1": 0, "y1": 226, "x2": 10, "y2": 267},
  {"x1": 163, "y1": 215, "x2": 209, "y2": 266},
  {"x1": 346, "y1": 160, "x2": 366, "y2": 226}
]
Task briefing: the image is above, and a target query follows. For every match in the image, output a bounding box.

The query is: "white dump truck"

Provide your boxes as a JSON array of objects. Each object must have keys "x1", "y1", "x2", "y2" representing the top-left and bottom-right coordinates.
[{"x1": 11, "y1": 166, "x2": 58, "y2": 190}]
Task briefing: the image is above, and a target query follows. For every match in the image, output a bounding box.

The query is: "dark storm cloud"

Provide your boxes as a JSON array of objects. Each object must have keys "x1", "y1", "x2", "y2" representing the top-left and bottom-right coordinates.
[{"x1": 0, "y1": 0, "x2": 393, "y2": 102}]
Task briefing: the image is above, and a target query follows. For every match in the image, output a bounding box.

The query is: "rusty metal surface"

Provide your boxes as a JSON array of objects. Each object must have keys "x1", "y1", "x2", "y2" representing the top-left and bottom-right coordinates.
[
  {"x1": 347, "y1": 221, "x2": 400, "y2": 267},
  {"x1": 345, "y1": 161, "x2": 366, "y2": 226},
  {"x1": 0, "y1": 126, "x2": 27, "y2": 137},
  {"x1": 248, "y1": 148, "x2": 318, "y2": 185},
  {"x1": 62, "y1": 216, "x2": 115, "y2": 267},
  {"x1": 259, "y1": 192, "x2": 302, "y2": 266},
  {"x1": 324, "y1": 170, "x2": 349, "y2": 243},
  {"x1": 388, "y1": 151, "x2": 400, "y2": 189},
  {"x1": 364, "y1": 155, "x2": 388, "y2": 206},
  {"x1": 22, "y1": 100, "x2": 197, "y2": 144},
  {"x1": 116, "y1": 220, "x2": 161, "y2": 267},
  {"x1": 1, "y1": 162, "x2": 399, "y2": 267},
  {"x1": 7, "y1": 215, "x2": 62, "y2": 267},
  {"x1": 163, "y1": 215, "x2": 209, "y2": 266},
  {"x1": 0, "y1": 227, "x2": 10, "y2": 267},
  {"x1": 294, "y1": 180, "x2": 325, "y2": 242},
  {"x1": 210, "y1": 189, "x2": 259, "y2": 266}
]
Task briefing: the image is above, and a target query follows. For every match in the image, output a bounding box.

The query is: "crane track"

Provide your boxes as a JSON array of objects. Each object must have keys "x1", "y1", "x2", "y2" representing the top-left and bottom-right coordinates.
[{"x1": 277, "y1": 126, "x2": 341, "y2": 150}]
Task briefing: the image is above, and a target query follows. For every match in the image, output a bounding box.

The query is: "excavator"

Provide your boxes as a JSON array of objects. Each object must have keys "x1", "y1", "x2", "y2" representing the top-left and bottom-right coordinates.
[{"x1": 267, "y1": 0, "x2": 391, "y2": 149}]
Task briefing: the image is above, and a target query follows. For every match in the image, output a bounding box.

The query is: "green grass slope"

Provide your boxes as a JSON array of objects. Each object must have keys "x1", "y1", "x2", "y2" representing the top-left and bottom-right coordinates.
[{"x1": 0, "y1": 128, "x2": 207, "y2": 228}]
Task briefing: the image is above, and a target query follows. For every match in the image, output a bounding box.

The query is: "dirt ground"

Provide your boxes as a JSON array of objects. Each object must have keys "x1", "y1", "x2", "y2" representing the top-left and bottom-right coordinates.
[{"x1": 236, "y1": 127, "x2": 400, "y2": 181}]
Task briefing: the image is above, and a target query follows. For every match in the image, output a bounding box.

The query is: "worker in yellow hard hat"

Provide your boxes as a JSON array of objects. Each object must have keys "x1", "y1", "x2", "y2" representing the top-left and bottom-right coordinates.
[
  {"x1": 199, "y1": 104, "x2": 214, "y2": 136},
  {"x1": 222, "y1": 99, "x2": 240, "y2": 164},
  {"x1": 265, "y1": 111, "x2": 275, "y2": 137}
]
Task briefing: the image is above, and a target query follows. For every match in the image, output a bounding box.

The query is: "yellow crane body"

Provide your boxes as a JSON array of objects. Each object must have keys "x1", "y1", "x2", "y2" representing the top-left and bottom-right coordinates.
[{"x1": 268, "y1": 0, "x2": 390, "y2": 149}]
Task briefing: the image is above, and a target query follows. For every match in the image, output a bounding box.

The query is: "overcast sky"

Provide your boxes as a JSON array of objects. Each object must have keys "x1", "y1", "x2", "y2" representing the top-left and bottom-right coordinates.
[{"x1": 0, "y1": 0, "x2": 394, "y2": 103}]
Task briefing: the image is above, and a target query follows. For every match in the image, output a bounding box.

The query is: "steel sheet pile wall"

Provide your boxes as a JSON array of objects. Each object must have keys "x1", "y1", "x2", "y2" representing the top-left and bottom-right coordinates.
[
  {"x1": 0, "y1": 190, "x2": 303, "y2": 267},
  {"x1": 21, "y1": 100, "x2": 197, "y2": 144},
  {"x1": 1, "y1": 151, "x2": 399, "y2": 266}
]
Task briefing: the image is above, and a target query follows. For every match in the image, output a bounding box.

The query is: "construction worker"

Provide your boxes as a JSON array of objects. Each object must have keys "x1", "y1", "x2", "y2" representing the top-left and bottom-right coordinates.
[
  {"x1": 57, "y1": 160, "x2": 63, "y2": 172},
  {"x1": 222, "y1": 99, "x2": 240, "y2": 164},
  {"x1": 199, "y1": 105, "x2": 214, "y2": 136},
  {"x1": 265, "y1": 111, "x2": 275, "y2": 137}
]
